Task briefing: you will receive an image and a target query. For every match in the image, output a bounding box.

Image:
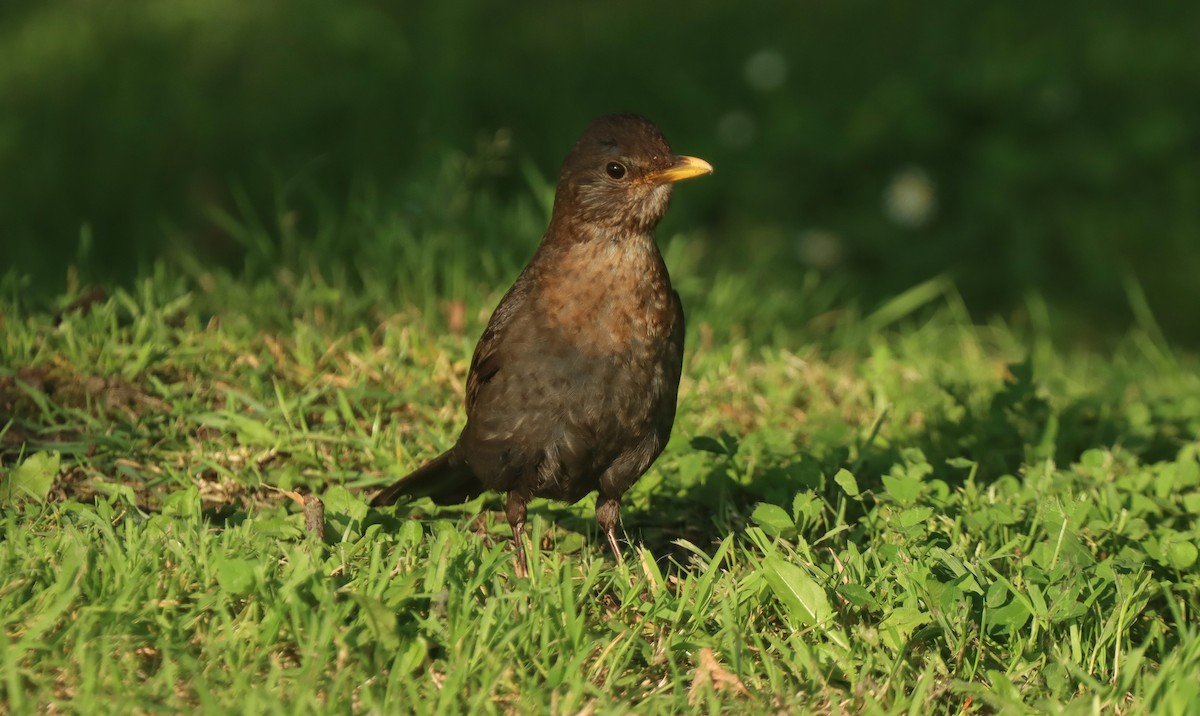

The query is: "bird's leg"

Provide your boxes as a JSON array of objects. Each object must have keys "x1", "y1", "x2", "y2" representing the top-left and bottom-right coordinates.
[
  {"x1": 505, "y1": 491, "x2": 529, "y2": 578},
  {"x1": 595, "y1": 496, "x2": 625, "y2": 568}
]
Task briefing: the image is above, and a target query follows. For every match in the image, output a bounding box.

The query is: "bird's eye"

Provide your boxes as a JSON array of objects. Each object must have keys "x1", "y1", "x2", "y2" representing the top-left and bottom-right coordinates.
[{"x1": 605, "y1": 161, "x2": 627, "y2": 179}]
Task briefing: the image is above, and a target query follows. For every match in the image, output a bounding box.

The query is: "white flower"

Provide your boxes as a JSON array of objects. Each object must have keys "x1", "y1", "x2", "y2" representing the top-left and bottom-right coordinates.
[{"x1": 883, "y1": 167, "x2": 937, "y2": 228}]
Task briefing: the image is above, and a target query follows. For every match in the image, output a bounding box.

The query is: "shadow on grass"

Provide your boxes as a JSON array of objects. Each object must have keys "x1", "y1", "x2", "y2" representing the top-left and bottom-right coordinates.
[{"x1": 634, "y1": 359, "x2": 1198, "y2": 572}]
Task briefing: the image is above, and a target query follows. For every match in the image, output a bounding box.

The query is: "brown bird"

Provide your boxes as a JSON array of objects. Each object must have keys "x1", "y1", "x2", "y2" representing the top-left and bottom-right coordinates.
[{"x1": 371, "y1": 114, "x2": 711, "y2": 577}]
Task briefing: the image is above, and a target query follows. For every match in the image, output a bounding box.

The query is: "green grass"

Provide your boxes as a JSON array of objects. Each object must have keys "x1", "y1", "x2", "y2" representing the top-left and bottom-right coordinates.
[{"x1": 2, "y1": 190, "x2": 1199, "y2": 713}]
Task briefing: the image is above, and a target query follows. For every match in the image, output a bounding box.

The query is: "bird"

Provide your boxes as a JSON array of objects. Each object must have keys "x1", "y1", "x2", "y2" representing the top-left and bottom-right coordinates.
[{"x1": 371, "y1": 113, "x2": 712, "y2": 577}]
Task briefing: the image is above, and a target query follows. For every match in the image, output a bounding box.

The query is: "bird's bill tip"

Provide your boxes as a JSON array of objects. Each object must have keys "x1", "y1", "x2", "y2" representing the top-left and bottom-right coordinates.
[{"x1": 647, "y1": 155, "x2": 713, "y2": 184}]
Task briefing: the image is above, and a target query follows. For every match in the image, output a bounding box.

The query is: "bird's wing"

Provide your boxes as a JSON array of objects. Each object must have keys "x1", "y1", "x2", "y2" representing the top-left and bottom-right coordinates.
[
  {"x1": 669, "y1": 289, "x2": 685, "y2": 362},
  {"x1": 655, "y1": 289, "x2": 686, "y2": 440},
  {"x1": 465, "y1": 275, "x2": 532, "y2": 413}
]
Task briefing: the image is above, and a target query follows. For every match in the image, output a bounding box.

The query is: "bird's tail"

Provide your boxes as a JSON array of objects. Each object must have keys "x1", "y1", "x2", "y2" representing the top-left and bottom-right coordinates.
[{"x1": 369, "y1": 448, "x2": 483, "y2": 507}]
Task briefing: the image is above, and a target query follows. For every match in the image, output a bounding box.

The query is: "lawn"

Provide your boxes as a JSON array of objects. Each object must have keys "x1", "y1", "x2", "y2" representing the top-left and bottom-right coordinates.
[{"x1": 2, "y1": 183, "x2": 1198, "y2": 714}]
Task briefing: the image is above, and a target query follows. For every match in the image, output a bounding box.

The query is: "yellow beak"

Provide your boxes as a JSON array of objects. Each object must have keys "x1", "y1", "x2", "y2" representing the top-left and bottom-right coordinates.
[{"x1": 645, "y1": 155, "x2": 714, "y2": 184}]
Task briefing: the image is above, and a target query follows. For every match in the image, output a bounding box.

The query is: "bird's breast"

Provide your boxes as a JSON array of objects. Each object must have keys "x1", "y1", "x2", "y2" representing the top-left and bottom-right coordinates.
[{"x1": 534, "y1": 238, "x2": 674, "y2": 356}]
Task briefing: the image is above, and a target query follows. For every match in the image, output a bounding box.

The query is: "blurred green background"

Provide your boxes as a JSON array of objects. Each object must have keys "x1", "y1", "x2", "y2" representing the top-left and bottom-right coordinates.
[{"x1": 2, "y1": 0, "x2": 1197, "y2": 344}]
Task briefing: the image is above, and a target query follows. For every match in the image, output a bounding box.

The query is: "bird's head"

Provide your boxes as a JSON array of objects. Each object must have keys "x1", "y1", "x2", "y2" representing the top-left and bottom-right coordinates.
[{"x1": 550, "y1": 113, "x2": 712, "y2": 236}]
